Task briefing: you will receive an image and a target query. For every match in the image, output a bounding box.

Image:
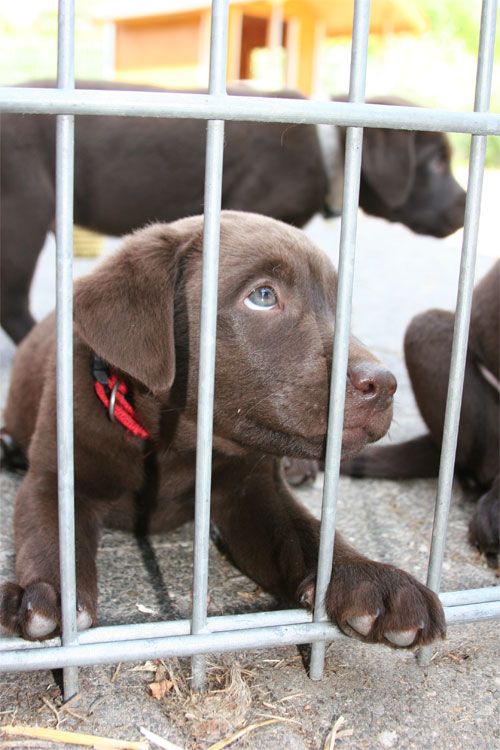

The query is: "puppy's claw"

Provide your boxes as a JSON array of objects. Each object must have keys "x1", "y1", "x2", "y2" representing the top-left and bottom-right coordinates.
[
  {"x1": 297, "y1": 577, "x2": 316, "y2": 611},
  {"x1": 299, "y1": 590, "x2": 314, "y2": 610},
  {"x1": 384, "y1": 629, "x2": 418, "y2": 647},
  {"x1": 346, "y1": 613, "x2": 377, "y2": 637},
  {"x1": 76, "y1": 607, "x2": 93, "y2": 632}
]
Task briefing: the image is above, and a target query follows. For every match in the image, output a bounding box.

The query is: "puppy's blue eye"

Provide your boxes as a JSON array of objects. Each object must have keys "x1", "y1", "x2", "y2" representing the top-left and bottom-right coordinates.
[{"x1": 244, "y1": 286, "x2": 278, "y2": 310}]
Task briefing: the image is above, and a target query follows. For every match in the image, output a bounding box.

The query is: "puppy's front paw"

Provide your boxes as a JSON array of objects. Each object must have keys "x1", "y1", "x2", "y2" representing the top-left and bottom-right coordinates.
[
  {"x1": 0, "y1": 581, "x2": 95, "y2": 640},
  {"x1": 325, "y1": 561, "x2": 445, "y2": 648}
]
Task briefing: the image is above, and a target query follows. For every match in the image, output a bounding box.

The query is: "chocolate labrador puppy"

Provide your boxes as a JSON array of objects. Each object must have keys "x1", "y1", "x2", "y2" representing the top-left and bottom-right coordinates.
[
  {"x1": 342, "y1": 260, "x2": 499, "y2": 558},
  {"x1": 0, "y1": 212, "x2": 445, "y2": 646},
  {"x1": 1, "y1": 80, "x2": 466, "y2": 343}
]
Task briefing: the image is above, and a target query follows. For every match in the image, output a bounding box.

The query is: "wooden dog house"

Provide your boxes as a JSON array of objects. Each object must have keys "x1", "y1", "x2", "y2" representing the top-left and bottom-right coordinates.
[{"x1": 95, "y1": 0, "x2": 428, "y2": 95}]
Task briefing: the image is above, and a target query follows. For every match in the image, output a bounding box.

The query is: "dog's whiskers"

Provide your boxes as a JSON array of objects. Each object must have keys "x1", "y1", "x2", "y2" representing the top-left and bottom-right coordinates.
[{"x1": 239, "y1": 392, "x2": 285, "y2": 418}]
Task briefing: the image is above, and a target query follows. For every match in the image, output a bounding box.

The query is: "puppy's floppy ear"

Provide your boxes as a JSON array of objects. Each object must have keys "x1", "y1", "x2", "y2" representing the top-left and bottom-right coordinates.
[
  {"x1": 361, "y1": 128, "x2": 416, "y2": 209},
  {"x1": 74, "y1": 223, "x2": 185, "y2": 395}
]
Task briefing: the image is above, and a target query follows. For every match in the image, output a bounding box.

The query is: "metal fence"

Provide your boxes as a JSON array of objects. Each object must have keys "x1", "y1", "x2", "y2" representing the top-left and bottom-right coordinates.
[{"x1": 1, "y1": 0, "x2": 499, "y2": 700}]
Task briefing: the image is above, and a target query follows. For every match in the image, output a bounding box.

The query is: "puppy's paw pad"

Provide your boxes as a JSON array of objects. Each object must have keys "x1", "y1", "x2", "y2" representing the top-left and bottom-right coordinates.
[
  {"x1": 346, "y1": 613, "x2": 378, "y2": 637},
  {"x1": 384, "y1": 628, "x2": 418, "y2": 647}
]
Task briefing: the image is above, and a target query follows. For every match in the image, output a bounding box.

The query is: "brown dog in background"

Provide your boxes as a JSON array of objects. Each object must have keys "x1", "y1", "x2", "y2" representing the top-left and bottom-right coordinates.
[
  {"x1": 0, "y1": 80, "x2": 466, "y2": 344},
  {"x1": 0, "y1": 212, "x2": 445, "y2": 646},
  {"x1": 342, "y1": 260, "x2": 499, "y2": 559}
]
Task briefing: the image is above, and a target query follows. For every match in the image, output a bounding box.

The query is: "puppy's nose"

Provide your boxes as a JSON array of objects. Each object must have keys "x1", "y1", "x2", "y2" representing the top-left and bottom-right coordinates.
[{"x1": 349, "y1": 363, "x2": 397, "y2": 407}]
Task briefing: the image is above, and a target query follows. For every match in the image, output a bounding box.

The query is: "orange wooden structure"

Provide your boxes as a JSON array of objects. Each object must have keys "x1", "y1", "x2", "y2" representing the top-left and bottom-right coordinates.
[{"x1": 95, "y1": 1, "x2": 429, "y2": 95}]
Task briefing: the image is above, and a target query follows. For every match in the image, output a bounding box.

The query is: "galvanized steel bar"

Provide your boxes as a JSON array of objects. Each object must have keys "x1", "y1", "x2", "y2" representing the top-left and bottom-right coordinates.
[
  {"x1": 1, "y1": 586, "x2": 498, "y2": 653},
  {"x1": 191, "y1": 0, "x2": 229, "y2": 690},
  {"x1": 1, "y1": 597, "x2": 498, "y2": 673},
  {"x1": 0, "y1": 622, "x2": 340, "y2": 673},
  {"x1": 55, "y1": 0, "x2": 78, "y2": 700},
  {"x1": 439, "y1": 586, "x2": 500, "y2": 607},
  {"x1": 0, "y1": 610, "x2": 317, "y2": 653},
  {"x1": 310, "y1": 0, "x2": 370, "y2": 681},
  {"x1": 443, "y1": 601, "x2": 500, "y2": 625},
  {"x1": 1, "y1": 88, "x2": 500, "y2": 135},
  {"x1": 419, "y1": 0, "x2": 497, "y2": 667}
]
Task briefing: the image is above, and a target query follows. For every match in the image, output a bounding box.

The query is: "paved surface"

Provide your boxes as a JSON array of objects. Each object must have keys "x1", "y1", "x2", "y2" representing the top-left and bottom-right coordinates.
[{"x1": 1, "y1": 172, "x2": 499, "y2": 749}]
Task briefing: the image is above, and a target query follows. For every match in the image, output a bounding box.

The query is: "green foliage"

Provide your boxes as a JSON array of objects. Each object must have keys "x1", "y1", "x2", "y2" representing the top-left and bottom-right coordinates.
[
  {"x1": 418, "y1": 0, "x2": 499, "y2": 59},
  {"x1": 0, "y1": 10, "x2": 104, "y2": 85}
]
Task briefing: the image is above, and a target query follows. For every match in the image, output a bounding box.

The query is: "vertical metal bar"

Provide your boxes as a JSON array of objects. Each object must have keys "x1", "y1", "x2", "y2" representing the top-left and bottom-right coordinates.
[
  {"x1": 309, "y1": 0, "x2": 370, "y2": 681},
  {"x1": 418, "y1": 0, "x2": 497, "y2": 666},
  {"x1": 191, "y1": 0, "x2": 228, "y2": 690},
  {"x1": 56, "y1": 0, "x2": 78, "y2": 699}
]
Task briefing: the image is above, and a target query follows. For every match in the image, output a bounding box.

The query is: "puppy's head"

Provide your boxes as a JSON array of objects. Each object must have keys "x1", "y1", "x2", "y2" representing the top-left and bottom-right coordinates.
[
  {"x1": 334, "y1": 96, "x2": 466, "y2": 238},
  {"x1": 359, "y1": 126, "x2": 466, "y2": 238},
  {"x1": 74, "y1": 212, "x2": 396, "y2": 461}
]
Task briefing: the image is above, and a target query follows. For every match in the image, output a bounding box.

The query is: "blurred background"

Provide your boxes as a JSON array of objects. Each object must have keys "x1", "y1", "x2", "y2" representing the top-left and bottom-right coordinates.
[{"x1": 0, "y1": 0, "x2": 498, "y2": 167}]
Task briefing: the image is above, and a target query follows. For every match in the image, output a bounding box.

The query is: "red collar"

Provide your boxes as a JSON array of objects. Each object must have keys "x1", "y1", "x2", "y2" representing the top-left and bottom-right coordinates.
[{"x1": 92, "y1": 356, "x2": 150, "y2": 440}]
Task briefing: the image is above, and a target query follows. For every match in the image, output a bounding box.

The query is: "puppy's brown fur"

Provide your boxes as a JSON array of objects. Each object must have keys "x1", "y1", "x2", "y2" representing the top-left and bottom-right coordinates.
[
  {"x1": 342, "y1": 260, "x2": 499, "y2": 558},
  {"x1": 0, "y1": 212, "x2": 445, "y2": 646},
  {"x1": 1, "y1": 81, "x2": 466, "y2": 343}
]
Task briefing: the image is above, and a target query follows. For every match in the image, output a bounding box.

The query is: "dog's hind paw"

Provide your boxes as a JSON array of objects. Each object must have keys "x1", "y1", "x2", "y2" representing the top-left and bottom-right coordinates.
[
  {"x1": 0, "y1": 581, "x2": 94, "y2": 640},
  {"x1": 283, "y1": 458, "x2": 318, "y2": 487},
  {"x1": 0, "y1": 430, "x2": 28, "y2": 473},
  {"x1": 468, "y1": 479, "x2": 499, "y2": 560}
]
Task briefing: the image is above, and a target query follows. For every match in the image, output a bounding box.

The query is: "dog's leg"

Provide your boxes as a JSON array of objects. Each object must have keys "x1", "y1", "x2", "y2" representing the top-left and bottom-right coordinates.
[
  {"x1": 405, "y1": 309, "x2": 499, "y2": 487},
  {"x1": 468, "y1": 474, "x2": 499, "y2": 557},
  {"x1": 340, "y1": 434, "x2": 441, "y2": 478},
  {"x1": 0, "y1": 473, "x2": 98, "y2": 640},
  {"x1": 344, "y1": 310, "x2": 499, "y2": 485},
  {"x1": 211, "y1": 457, "x2": 445, "y2": 648},
  {"x1": 0, "y1": 173, "x2": 54, "y2": 343}
]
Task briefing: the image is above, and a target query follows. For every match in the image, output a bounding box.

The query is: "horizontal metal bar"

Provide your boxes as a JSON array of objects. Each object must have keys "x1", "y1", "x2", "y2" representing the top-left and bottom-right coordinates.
[
  {"x1": 0, "y1": 87, "x2": 499, "y2": 135},
  {"x1": 0, "y1": 610, "x2": 315, "y2": 652},
  {"x1": 1, "y1": 589, "x2": 498, "y2": 658},
  {"x1": 439, "y1": 586, "x2": 500, "y2": 607},
  {"x1": 444, "y1": 601, "x2": 500, "y2": 625},
  {"x1": 0, "y1": 621, "x2": 342, "y2": 672}
]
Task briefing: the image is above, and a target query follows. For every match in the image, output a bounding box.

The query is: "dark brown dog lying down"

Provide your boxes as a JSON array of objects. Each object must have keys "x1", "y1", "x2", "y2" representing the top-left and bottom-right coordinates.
[
  {"x1": 342, "y1": 260, "x2": 500, "y2": 558},
  {"x1": 1, "y1": 80, "x2": 466, "y2": 343},
  {"x1": 0, "y1": 212, "x2": 445, "y2": 646}
]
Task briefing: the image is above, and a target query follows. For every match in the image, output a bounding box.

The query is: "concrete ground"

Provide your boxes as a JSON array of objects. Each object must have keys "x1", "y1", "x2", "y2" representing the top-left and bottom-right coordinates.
[{"x1": 0, "y1": 172, "x2": 499, "y2": 750}]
